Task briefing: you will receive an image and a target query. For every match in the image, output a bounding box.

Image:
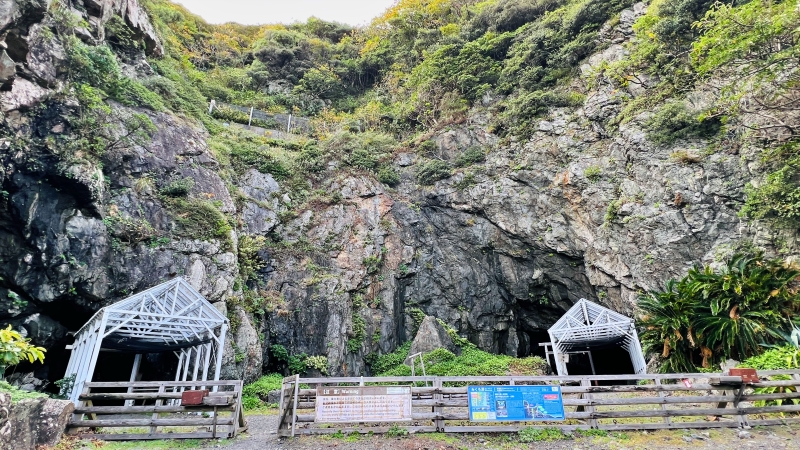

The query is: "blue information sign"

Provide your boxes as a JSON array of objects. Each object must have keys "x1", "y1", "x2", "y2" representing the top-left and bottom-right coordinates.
[{"x1": 467, "y1": 385, "x2": 566, "y2": 422}]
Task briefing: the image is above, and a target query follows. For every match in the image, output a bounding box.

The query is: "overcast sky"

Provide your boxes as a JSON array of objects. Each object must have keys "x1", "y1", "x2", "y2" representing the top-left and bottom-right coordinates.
[{"x1": 175, "y1": 1, "x2": 397, "y2": 26}]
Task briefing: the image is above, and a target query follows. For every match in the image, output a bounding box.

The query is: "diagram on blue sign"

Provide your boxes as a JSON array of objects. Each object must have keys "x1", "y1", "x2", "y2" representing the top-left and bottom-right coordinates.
[{"x1": 467, "y1": 385, "x2": 566, "y2": 422}]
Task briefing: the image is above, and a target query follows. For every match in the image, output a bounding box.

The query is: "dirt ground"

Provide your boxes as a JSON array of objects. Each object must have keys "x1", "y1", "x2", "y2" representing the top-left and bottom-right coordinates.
[{"x1": 198, "y1": 414, "x2": 800, "y2": 450}]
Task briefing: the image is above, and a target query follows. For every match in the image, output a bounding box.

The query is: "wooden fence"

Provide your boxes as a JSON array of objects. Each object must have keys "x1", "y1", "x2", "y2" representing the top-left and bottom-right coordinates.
[
  {"x1": 68, "y1": 380, "x2": 246, "y2": 441},
  {"x1": 278, "y1": 370, "x2": 800, "y2": 437}
]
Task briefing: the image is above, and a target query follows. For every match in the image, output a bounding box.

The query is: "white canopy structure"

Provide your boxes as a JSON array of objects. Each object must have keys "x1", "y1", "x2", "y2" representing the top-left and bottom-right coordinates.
[
  {"x1": 64, "y1": 278, "x2": 229, "y2": 405},
  {"x1": 546, "y1": 298, "x2": 646, "y2": 376}
]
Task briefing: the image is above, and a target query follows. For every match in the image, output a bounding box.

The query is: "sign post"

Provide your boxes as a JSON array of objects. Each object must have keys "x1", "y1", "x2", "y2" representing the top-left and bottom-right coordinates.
[
  {"x1": 315, "y1": 386, "x2": 412, "y2": 423},
  {"x1": 467, "y1": 386, "x2": 566, "y2": 422}
]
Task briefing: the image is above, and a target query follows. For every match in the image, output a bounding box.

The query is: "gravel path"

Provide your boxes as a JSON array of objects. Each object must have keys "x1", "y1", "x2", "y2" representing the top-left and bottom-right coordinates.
[{"x1": 200, "y1": 415, "x2": 800, "y2": 450}]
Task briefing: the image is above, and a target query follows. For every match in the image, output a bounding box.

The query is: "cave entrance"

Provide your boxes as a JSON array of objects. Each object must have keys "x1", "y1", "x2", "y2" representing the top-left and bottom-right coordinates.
[
  {"x1": 92, "y1": 351, "x2": 179, "y2": 384},
  {"x1": 520, "y1": 331, "x2": 551, "y2": 359},
  {"x1": 556, "y1": 339, "x2": 636, "y2": 377},
  {"x1": 546, "y1": 298, "x2": 646, "y2": 377},
  {"x1": 62, "y1": 278, "x2": 228, "y2": 406}
]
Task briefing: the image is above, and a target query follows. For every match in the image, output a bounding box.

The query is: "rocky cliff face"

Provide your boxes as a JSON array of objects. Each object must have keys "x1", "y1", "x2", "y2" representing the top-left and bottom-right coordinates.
[
  {"x1": 252, "y1": 2, "x2": 796, "y2": 375},
  {"x1": 0, "y1": 0, "x2": 794, "y2": 385},
  {"x1": 0, "y1": 0, "x2": 259, "y2": 383}
]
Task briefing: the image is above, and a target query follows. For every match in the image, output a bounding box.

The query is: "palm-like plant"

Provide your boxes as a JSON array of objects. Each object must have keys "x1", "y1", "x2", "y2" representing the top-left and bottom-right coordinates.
[
  {"x1": 639, "y1": 279, "x2": 698, "y2": 373},
  {"x1": 639, "y1": 253, "x2": 800, "y2": 372}
]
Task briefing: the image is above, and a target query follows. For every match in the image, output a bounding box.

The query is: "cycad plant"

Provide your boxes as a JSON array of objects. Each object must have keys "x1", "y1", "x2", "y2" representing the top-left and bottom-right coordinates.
[
  {"x1": 639, "y1": 253, "x2": 800, "y2": 373},
  {"x1": 639, "y1": 279, "x2": 698, "y2": 373}
]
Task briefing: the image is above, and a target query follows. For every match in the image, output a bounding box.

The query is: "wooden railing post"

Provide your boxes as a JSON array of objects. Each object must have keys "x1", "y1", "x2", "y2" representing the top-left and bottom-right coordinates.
[
  {"x1": 581, "y1": 378, "x2": 598, "y2": 429},
  {"x1": 433, "y1": 377, "x2": 444, "y2": 432},
  {"x1": 654, "y1": 378, "x2": 672, "y2": 426},
  {"x1": 277, "y1": 377, "x2": 294, "y2": 435},
  {"x1": 150, "y1": 383, "x2": 166, "y2": 434},
  {"x1": 291, "y1": 374, "x2": 300, "y2": 437}
]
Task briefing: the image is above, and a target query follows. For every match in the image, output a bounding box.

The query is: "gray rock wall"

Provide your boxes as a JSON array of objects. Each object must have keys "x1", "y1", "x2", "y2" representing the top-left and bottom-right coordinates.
[{"x1": 0, "y1": 0, "x2": 795, "y2": 386}]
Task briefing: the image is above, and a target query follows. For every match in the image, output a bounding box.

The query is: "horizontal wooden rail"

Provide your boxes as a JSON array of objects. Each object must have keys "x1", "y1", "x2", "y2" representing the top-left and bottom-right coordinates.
[
  {"x1": 75, "y1": 405, "x2": 235, "y2": 414},
  {"x1": 69, "y1": 418, "x2": 235, "y2": 428},
  {"x1": 71, "y1": 380, "x2": 246, "y2": 441},
  {"x1": 84, "y1": 433, "x2": 219, "y2": 441},
  {"x1": 294, "y1": 380, "x2": 800, "y2": 399},
  {"x1": 85, "y1": 381, "x2": 241, "y2": 388}
]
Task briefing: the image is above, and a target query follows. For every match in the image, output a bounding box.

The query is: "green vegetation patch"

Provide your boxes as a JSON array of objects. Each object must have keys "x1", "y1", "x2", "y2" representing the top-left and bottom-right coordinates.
[
  {"x1": 0, "y1": 381, "x2": 48, "y2": 403},
  {"x1": 162, "y1": 197, "x2": 233, "y2": 244},
  {"x1": 518, "y1": 426, "x2": 569, "y2": 442},
  {"x1": 374, "y1": 345, "x2": 548, "y2": 377},
  {"x1": 644, "y1": 101, "x2": 721, "y2": 145},
  {"x1": 740, "y1": 345, "x2": 799, "y2": 371},
  {"x1": 242, "y1": 373, "x2": 283, "y2": 409}
]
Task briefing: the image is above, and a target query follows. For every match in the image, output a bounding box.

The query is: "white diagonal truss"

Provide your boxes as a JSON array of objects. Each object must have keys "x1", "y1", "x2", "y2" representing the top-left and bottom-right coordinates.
[
  {"x1": 64, "y1": 278, "x2": 229, "y2": 405},
  {"x1": 547, "y1": 298, "x2": 646, "y2": 376}
]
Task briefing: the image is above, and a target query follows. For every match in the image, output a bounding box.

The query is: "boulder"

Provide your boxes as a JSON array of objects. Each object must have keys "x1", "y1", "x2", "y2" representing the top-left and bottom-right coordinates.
[
  {"x1": 0, "y1": 76, "x2": 48, "y2": 112},
  {"x1": 240, "y1": 169, "x2": 281, "y2": 235},
  {"x1": 267, "y1": 389, "x2": 281, "y2": 405},
  {"x1": 20, "y1": 313, "x2": 69, "y2": 349},
  {"x1": 0, "y1": 50, "x2": 15, "y2": 90},
  {"x1": 407, "y1": 316, "x2": 458, "y2": 361},
  {"x1": 0, "y1": 393, "x2": 74, "y2": 450}
]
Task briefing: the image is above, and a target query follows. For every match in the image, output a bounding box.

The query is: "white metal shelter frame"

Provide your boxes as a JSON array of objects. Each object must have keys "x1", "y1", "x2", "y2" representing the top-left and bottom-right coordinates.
[
  {"x1": 547, "y1": 298, "x2": 646, "y2": 376},
  {"x1": 64, "y1": 278, "x2": 229, "y2": 405}
]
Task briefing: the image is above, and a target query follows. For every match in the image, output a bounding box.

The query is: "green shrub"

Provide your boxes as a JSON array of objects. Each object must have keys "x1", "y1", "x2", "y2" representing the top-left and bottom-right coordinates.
[
  {"x1": 416, "y1": 160, "x2": 452, "y2": 185},
  {"x1": 741, "y1": 156, "x2": 800, "y2": 222},
  {"x1": 0, "y1": 381, "x2": 48, "y2": 402},
  {"x1": 740, "y1": 346, "x2": 799, "y2": 371},
  {"x1": 230, "y1": 146, "x2": 292, "y2": 180},
  {"x1": 347, "y1": 315, "x2": 366, "y2": 354},
  {"x1": 244, "y1": 373, "x2": 284, "y2": 398},
  {"x1": 369, "y1": 342, "x2": 411, "y2": 374},
  {"x1": 417, "y1": 140, "x2": 437, "y2": 156},
  {"x1": 645, "y1": 101, "x2": 721, "y2": 145},
  {"x1": 163, "y1": 198, "x2": 232, "y2": 243},
  {"x1": 159, "y1": 177, "x2": 194, "y2": 197},
  {"x1": 242, "y1": 395, "x2": 263, "y2": 410},
  {"x1": 323, "y1": 132, "x2": 396, "y2": 171},
  {"x1": 238, "y1": 235, "x2": 267, "y2": 282},
  {"x1": 270, "y1": 344, "x2": 309, "y2": 374},
  {"x1": 584, "y1": 166, "x2": 602, "y2": 182},
  {"x1": 377, "y1": 345, "x2": 549, "y2": 378},
  {"x1": 377, "y1": 166, "x2": 400, "y2": 186},
  {"x1": 386, "y1": 424, "x2": 409, "y2": 437},
  {"x1": 66, "y1": 37, "x2": 164, "y2": 110},
  {"x1": 498, "y1": 90, "x2": 585, "y2": 138},
  {"x1": 305, "y1": 355, "x2": 329, "y2": 374},
  {"x1": 454, "y1": 146, "x2": 486, "y2": 167},
  {"x1": 242, "y1": 373, "x2": 284, "y2": 409},
  {"x1": 604, "y1": 198, "x2": 623, "y2": 223},
  {"x1": 0, "y1": 325, "x2": 45, "y2": 380},
  {"x1": 518, "y1": 427, "x2": 568, "y2": 442}
]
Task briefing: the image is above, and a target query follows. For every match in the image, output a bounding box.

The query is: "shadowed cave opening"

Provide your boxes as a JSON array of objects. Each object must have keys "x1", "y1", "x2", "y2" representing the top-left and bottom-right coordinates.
[{"x1": 562, "y1": 340, "x2": 636, "y2": 381}]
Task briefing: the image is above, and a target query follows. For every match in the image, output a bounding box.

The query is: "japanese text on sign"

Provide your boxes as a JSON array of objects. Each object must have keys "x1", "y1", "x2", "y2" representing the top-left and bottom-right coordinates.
[
  {"x1": 468, "y1": 385, "x2": 566, "y2": 422},
  {"x1": 315, "y1": 386, "x2": 412, "y2": 423}
]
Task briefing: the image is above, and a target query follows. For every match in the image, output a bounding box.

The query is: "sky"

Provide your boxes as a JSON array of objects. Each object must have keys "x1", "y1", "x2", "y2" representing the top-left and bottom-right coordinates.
[{"x1": 175, "y1": 0, "x2": 397, "y2": 26}]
